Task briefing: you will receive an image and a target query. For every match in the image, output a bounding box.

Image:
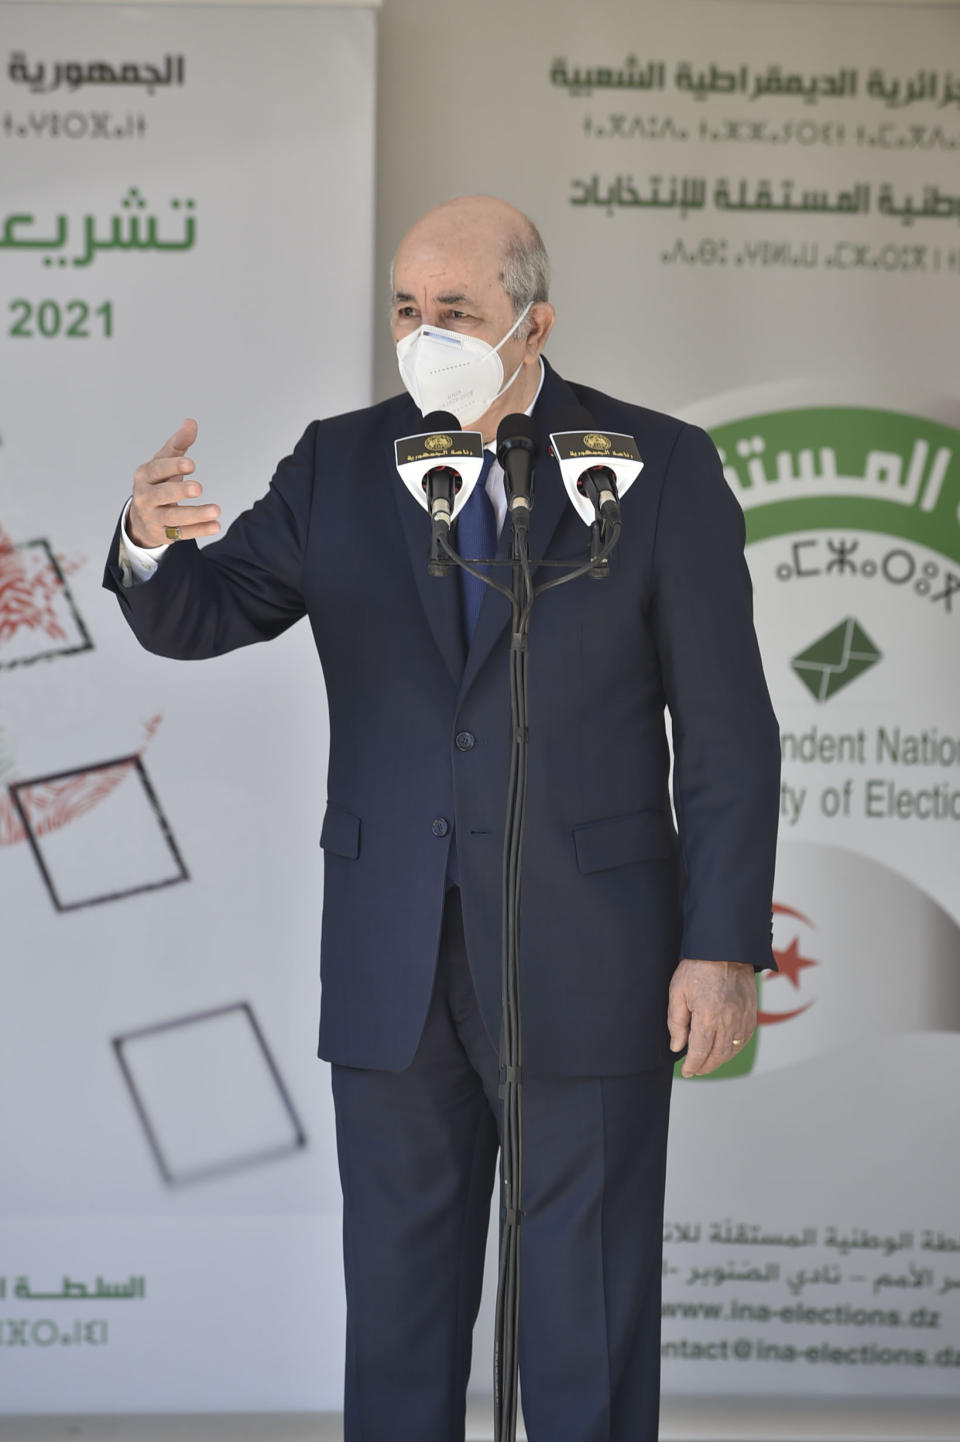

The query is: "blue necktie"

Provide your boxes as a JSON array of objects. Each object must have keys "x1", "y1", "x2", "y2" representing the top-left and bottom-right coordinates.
[
  {"x1": 447, "y1": 451, "x2": 496, "y2": 890},
  {"x1": 457, "y1": 450, "x2": 497, "y2": 646}
]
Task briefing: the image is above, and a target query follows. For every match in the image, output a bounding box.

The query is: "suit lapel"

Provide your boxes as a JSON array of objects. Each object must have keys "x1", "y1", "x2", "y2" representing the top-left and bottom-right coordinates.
[{"x1": 457, "y1": 361, "x2": 584, "y2": 702}]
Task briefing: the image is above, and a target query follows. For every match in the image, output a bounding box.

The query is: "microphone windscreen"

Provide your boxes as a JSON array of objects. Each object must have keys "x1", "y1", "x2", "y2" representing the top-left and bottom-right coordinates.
[
  {"x1": 420, "y1": 410, "x2": 461, "y2": 433},
  {"x1": 496, "y1": 413, "x2": 538, "y2": 452}
]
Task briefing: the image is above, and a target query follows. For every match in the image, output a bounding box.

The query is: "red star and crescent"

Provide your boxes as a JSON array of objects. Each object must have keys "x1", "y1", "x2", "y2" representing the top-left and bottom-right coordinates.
[{"x1": 758, "y1": 906, "x2": 819, "y2": 1026}]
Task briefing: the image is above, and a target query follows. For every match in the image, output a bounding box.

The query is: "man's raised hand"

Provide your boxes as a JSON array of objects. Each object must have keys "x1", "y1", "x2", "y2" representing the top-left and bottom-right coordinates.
[{"x1": 126, "y1": 419, "x2": 221, "y2": 549}]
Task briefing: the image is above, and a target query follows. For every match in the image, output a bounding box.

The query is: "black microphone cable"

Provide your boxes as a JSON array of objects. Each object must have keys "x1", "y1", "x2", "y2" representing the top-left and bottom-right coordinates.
[
  {"x1": 490, "y1": 411, "x2": 539, "y2": 1442},
  {"x1": 435, "y1": 410, "x2": 534, "y2": 1442}
]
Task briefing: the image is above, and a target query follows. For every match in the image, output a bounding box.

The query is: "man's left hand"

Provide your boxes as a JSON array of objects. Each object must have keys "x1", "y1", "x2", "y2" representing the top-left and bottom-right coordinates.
[{"x1": 667, "y1": 959, "x2": 757, "y2": 1078}]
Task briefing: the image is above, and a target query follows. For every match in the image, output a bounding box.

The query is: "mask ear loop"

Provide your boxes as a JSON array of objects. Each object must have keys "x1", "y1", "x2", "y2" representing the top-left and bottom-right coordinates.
[
  {"x1": 490, "y1": 358, "x2": 525, "y2": 408},
  {"x1": 486, "y1": 302, "x2": 534, "y2": 408},
  {"x1": 494, "y1": 301, "x2": 533, "y2": 355}
]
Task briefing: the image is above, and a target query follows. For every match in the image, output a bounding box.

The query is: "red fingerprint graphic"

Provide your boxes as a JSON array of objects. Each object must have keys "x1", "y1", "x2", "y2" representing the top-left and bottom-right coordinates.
[
  {"x1": 0, "y1": 524, "x2": 82, "y2": 647},
  {"x1": 0, "y1": 716, "x2": 163, "y2": 846}
]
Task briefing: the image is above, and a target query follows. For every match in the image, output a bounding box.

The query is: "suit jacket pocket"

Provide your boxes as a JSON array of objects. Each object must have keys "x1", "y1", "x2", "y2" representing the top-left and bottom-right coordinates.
[
  {"x1": 573, "y1": 808, "x2": 675, "y2": 874},
  {"x1": 320, "y1": 803, "x2": 361, "y2": 860}
]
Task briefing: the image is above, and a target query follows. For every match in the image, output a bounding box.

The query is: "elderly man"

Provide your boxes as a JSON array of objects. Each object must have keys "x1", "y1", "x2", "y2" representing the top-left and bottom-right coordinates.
[{"x1": 105, "y1": 196, "x2": 780, "y2": 1442}]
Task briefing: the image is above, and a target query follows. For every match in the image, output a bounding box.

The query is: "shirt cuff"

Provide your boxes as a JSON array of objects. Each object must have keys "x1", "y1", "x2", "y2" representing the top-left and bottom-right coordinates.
[{"x1": 117, "y1": 498, "x2": 170, "y2": 587}]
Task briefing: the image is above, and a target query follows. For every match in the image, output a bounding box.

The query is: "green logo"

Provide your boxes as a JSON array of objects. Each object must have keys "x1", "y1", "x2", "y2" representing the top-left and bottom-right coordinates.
[
  {"x1": 790, "y1": 617, "x2": 882, "y2": 702},
  {"x1": 709, "y1": 406, "x2": 960, "y2": 566}
]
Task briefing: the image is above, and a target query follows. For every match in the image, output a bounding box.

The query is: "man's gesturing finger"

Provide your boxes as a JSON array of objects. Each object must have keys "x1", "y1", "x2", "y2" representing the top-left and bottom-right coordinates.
[
  {"x1": 127, "y1": 418, "x2": 218, "y2": 549},
  {"x1": 154, "y1": 417, "x2": 198, "y2": 460}
]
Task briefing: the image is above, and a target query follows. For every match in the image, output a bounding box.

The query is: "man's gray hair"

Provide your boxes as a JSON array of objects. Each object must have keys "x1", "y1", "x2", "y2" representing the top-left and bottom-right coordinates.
[
  {"x1": 499, "y1": 224, "x2": 550, "y2": 330},
  {"x1": 388, "y1": 215, "x2": 551, "y2": 330}
]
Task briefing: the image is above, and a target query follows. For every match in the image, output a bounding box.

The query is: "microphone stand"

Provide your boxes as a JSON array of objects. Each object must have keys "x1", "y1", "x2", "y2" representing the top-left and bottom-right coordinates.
[
  {"x1": 436, "y1": 509, "x2": 621, "y2": 1442},
  {"x1": 494, "y1": 517, "x2": 532, "y2": 1442}
]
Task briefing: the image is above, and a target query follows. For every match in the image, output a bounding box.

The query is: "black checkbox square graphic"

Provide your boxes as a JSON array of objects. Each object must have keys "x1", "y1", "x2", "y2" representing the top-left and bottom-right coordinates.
[
  {"x1": 9, "y1": 754, "x2": 188, "y2": 911},
  {"x1": 0, "y1": 538, "x2": 93, "y2": 669},
  {"x1": 113, "y1": 1003, "x2": 307, "y2": 1186}
]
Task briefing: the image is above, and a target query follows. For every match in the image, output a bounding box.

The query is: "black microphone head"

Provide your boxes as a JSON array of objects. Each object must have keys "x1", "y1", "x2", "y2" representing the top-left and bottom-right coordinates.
[
  {"x1": 420, "y1": 410, "x2": 461, "y2": 433},
  {"x1": 496, "y1": 412, "x2": 539, "y2": 464}
]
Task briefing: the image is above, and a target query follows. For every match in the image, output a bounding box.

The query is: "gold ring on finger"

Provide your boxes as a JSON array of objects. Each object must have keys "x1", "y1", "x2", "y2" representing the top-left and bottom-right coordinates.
[
  {"x1": 164, "y1": 525, "x2": 182, "y2": 542},
  {"x1": 732, "y1": 1038, "x2": 743, "y2": 1046}
]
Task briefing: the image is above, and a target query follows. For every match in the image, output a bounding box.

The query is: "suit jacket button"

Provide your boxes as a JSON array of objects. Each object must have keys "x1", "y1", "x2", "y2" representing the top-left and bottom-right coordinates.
[
  {"x1": 432, "y1": 817, "x2": 450, "y2": 837},
  {"x1": 455, "y1": 731, "x2": 476, "y2": 751}
]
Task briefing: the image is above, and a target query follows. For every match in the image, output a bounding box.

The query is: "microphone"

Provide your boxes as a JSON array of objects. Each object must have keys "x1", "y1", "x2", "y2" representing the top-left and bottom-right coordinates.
[
  {"x1": 548, "y1": 407, "x2": 644, "y2": 528},
  {"x1": 421, "y1": 410, "x2": 461, "y2": 532},
  {"x1": 395, "y1": 412, "x2": 486, "y2": 576},
  {"x1": 394, "y1": 411, "x2": 486, "y2": 527},
  {"x1": 496, "y1": 413, "x2": 539, "y2": 531}
]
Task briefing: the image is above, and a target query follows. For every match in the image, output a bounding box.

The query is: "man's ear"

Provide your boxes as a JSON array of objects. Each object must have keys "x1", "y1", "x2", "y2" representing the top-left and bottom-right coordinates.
[{"x1": 524, "y1": 302, "x2": 556, "y2": 359}]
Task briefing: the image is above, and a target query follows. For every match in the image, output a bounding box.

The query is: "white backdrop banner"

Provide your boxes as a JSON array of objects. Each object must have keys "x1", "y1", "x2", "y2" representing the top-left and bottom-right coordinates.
[
  {"x1": 4, "y1": 0, "x2": 960, "y2": 1419},
  {"x1": 538, "y1": 6, "x2": 960, "y2": 1403},
  {"x1": 361, "y1": 0, "x2": 960, "y2": 1413},
  {"x1": 0, "y1": 0, "x2": 375, "y2": 1412}
]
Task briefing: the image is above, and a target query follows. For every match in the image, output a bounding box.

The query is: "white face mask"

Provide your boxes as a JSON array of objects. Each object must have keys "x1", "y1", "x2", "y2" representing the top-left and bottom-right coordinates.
[{"x1": 396, "y1": 303, "x2": 532, "y2": 425}]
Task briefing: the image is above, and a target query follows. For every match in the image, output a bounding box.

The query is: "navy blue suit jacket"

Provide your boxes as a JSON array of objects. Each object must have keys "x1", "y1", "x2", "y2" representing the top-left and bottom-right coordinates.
[{"x1": 104, "y1": 360, "x2": 780, "y2": 1076}]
